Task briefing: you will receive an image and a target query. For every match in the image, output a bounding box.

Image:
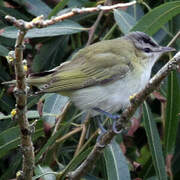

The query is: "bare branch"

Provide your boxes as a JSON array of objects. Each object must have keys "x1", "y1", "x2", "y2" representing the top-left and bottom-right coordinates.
[
  {"x1": 168, "y1": 30, "x2": 180, "y2": 47},
  {"x1": 86, "y1": 11, "x2": 104, "y2": 46},
  {"x1": 5, "y1": 1, "x2": 136, "y2": 30},
  {"x1": 12, "y1": 30, "x2": 35, "y2": 180}
]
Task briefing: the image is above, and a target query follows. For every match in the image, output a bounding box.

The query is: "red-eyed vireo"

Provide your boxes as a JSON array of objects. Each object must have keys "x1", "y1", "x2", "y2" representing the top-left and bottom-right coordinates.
[{"x1": 20, "y1": 32, "x2": 176, "y2": 116}]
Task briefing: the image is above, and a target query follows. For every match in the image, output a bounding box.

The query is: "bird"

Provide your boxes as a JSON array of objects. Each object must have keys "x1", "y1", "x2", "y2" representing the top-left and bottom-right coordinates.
[
  {"x1": 26, "y1": 31, "x2": 175, "y2": 119},
  {"x1": 4, "y1": 32, "x2": 175, "y2": 120}
]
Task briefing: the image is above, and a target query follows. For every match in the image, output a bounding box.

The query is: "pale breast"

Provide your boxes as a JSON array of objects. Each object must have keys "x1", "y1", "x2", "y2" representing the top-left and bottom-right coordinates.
[{"x1": 70, "y1": 64, "x2": 152, "y2": 116}]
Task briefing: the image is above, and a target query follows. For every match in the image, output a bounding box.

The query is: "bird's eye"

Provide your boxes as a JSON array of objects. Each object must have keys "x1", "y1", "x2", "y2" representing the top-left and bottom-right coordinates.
[{"x1": 144, "y1": 48, "x2": 152, "y2": 53}]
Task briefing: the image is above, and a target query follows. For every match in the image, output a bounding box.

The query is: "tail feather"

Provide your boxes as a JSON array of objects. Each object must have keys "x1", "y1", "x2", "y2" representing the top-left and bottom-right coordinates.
[{"x1": 2, "y1": 80, "x2": 16, "y2": 85}]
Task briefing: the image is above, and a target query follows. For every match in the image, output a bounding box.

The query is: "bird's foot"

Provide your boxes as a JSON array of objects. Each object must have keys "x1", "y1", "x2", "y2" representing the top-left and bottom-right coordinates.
[
  {"x1": 93, "y1": 107, "x2": 120, "y2": 120},
  {"x1": 96, "y1": 117, "x2": 107, "y2": 147},
  {"x1": 112, "y1": 120, "x2": 123, "y2": 134},
  {"x1": 93, "y1": 107, "x2": 122, "y2": 136}
]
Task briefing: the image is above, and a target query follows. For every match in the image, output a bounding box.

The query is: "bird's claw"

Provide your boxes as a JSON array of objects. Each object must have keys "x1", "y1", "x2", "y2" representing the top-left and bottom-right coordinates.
[
  {"x1": 96, "y1": 132, "x2": 106, "y2": 148},
  {"x1": 96, "y1": 118, "x2": 107, "y2": 147},
  {"x1": 93, "y1": 107, "x2": 120, "y2": 120},
  {"x1": 112, "y1": 120, "x2": 123, "y2": 134},
  {"x1": 93, "y1": 107, "x2": 122, "y2": 145}
]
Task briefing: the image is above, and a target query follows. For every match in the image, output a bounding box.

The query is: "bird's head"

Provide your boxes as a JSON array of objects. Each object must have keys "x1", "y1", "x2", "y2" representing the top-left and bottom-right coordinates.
[{"x1": 126, "y1": 31, "x2": 175, "y2": 62}]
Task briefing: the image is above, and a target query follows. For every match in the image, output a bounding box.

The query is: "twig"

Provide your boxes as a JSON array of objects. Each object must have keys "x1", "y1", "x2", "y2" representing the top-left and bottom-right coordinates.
[
  {"x1": 168, "y1": 30, "x2": 180, "y2": 47},
  {"x1": 74, "y1": 114, "x2": 90, "y2": 156},
  {"x1": 86, "y1": 0, "x2": 111, "y2": 46},
  {"x1": 9, "y1": 28, "x2": 34, "y2": 179},
  {"x1": 67, "y1": 52, "x2": 180, "y2": 180},
  {"x1": 5, "y1": 1, "x2": 136, "y2": 30},
  {"x1": 52, "y1": 101, "x2": 71, "y2": 136},
  {"x1": 86, "y1": 11, "x2": 104, "y2": 46},
  {"x1": 56, "y1": 126, "x2": 83, "y2": 144}
]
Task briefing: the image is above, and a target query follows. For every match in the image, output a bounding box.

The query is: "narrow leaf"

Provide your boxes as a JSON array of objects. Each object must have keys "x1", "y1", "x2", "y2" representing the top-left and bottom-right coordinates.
[
  {"x1": 34, "y1": 165, "x2": 56, "y2": 180},
  {"x1": 104, "y1": 140, "x2": 131, "y2": 180},
  {"x1": 0, "y1": 6, "x2": 29, "y2": 20},
  {"x1": 146, "y1": 177, "x2": 158, "y2": 180},
  {"x1": 43, "y1": 93, "x2": 69, "y2": 126},
  {"x1": 114, "y1": 9, "x2": 136, "y2": 34},
  {"x1": 35, "y1": 107, "x2": 76, "y2": 163},
  {"x1": 131, "y1": 1, "x2": 180, "y2": 35},
  {"x1": 126, "y1": 4, "x2": 144, "y2": 21},
  {"x1": 48, "y1": 0, "x2": 70, "y2": 18},
  {"x1": 1, "y1": 20, "x2": 86, "y2": 39},
  {"x1": 165, "y1": 71, "x2": 180, "y2": 154},
  {"x1": 0, "y1": 120, "x2": 44, "y2": 159},
  {"x1": 0, "y1": 94, "x2": 15, "y2": 113},
  {"x1": 65, "y1": 146, "x2": 93, "y2": 172},
  {"x1": 0, "y1": 44, "x2": 9, "y2": 56},
  {"x1": 32, "y1": 36, "x2": 69, "y2": 72},
  {"x1": 143, "y1": 102, "x2": 167, "y2": 180},
  {"x1": 13, "y1": 0, "x2": 51, "y2": 17},
  {"x1": 0, "y1": 110, "x2": 52, "y2": 120},
  {"x1": 0, "y1": 154, "x2": 21, "y2": 179}
]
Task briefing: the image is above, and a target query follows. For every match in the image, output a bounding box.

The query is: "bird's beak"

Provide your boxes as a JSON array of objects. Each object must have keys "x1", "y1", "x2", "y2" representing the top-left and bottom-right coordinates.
[{"x1": 157, "y1": 46, "x2": 176, "y2": 53}]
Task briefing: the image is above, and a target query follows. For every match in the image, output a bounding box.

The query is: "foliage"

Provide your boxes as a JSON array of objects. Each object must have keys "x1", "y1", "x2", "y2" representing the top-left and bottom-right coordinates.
[{"x1": 0, "y1": 0, "x2": 179, "y2": 179}]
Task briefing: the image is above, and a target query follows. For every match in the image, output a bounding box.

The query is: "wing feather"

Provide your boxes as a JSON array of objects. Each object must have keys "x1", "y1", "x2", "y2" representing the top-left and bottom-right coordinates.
[
  {"x1": 39, "y1": 55, "x2": 132, "y2": 93},
  {"x1": 30, "y1": 38, "x2": 135, "y2": 93}
]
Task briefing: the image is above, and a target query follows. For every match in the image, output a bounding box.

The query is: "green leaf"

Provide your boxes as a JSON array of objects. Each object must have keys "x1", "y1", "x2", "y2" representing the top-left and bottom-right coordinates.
[
  {"x1": 68, "y1": 0, "x2": 86, "y2": 7},
  {"x1": 0, "y1": 93, "x2": 15, "y2": 113},
  {"x1": 131, "y1": 1, "x2": 180, "y2": 35},
  {"x1": 0, "y1": 120, "x2": 44, "y2": 159},
  {"x1": 32, "y1": 36, "x2": 69, "y2": 72},
  {"x1": 35, "y1": 106, "x2": 77, "y2": 163},
  {"x1": 0, "y1": 126, "x2": 20, "y2": 147},
  {"x1": 13, "y1": 0, "x2": 51, "y2": 17},
  {"x1": 1, "y1": 20, "x2": 86, "y2": 39},
  {"x1": 164, "y1": 71, "x2": 180, "y2": 154},
  {"x1": 103, "y1": 140, "x2": 131, "y2": 180},
  {"x1": 172, "y1": 127, "x2": 180, "y2": 175},
  {"x1": 27, "y1": 95, "x2": 41, "y2": 109},
  {"x1": 126, "y1": 4, "x2": 144, "y2": 21},
  {"x1": 0, "y1": 153, "x2": 21, "y2": 179},
  {"x1": 139, "y1": 157, "x2": 155, "y2": 179},
  {"x1": 83, "y1": 174, "x2": 102, "y2": 180},
  {"x1": 43, "y1": 93, "x2": 69, "y2": 126},
  {"x1": 0, "y1": 6, "x2": 29, "y2": 21},
  {"x1": 48, "y1": 0, "x2": 70, "y2": 19},
  {"x1": 114, "y1": 9, "x2": 136, "y2": 34},
  {"x1": 142, "y1": 102, "x2": 167, "y2": 180},
  {"x1": 0, "y1": 62, "x2": 12, "y2": 81},
  {"x1": 146, "y1": 177, "x2": 158, "y2": 180},
  {"x1": 34, "y1": 165, "x2": 56, "y2": 180},
  {"x1": 0, "y1": 110, "x2": 54, "y2": 120},
  {"x1": 65, "y1": 146, "x2": 93, "y2": 172},
  {"x1": 0, "y1": 44, "x2": 9, "y2": 56}
]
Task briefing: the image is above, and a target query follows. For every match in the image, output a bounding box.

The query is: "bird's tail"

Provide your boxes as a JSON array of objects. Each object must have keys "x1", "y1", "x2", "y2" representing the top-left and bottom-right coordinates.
[
  {"x1": 2, "y1": 80, "x2": 16, "y2": 85},
  {"x1": 2, "y1": 70, "x2": 53, "y2": 86}
]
